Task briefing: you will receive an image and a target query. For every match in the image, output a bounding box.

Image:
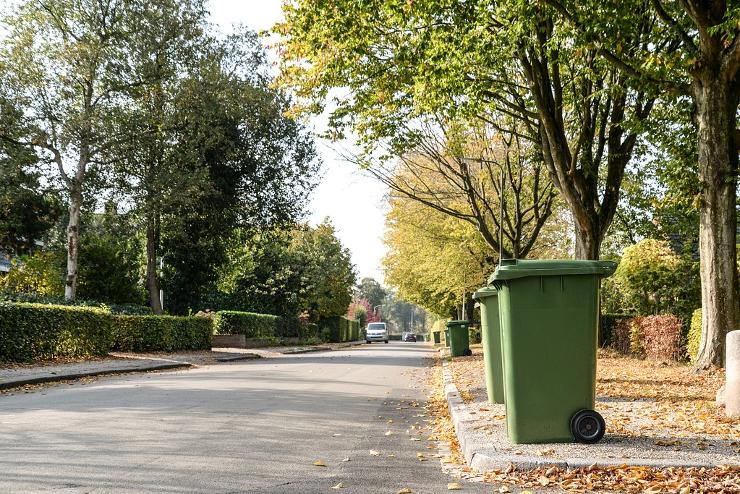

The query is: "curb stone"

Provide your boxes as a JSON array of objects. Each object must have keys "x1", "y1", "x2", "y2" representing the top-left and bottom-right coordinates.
[
  {"x1": 0, "y1": 362, "x2": 191, "y2": 391},
  {"x1": 440, "y1": 361, "x2": 721, "y2": 471}
]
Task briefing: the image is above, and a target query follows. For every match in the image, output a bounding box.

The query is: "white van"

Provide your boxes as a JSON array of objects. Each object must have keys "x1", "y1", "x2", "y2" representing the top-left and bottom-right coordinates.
[{"x1": 365, "y1": 322, "x2": 389, "y2": 344}]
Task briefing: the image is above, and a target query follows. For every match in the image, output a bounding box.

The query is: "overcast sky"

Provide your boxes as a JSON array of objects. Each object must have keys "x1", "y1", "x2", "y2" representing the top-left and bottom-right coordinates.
[{"x1": 208, "y1": 0, "x2": 389, "y2": 283}]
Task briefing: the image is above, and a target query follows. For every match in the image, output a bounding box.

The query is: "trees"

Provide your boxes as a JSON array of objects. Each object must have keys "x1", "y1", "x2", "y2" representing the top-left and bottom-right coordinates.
[
  {"x1": 277, "y1": 1, "x2": 656, "y2": 261},
  {"x1": 0, "y1": 0, "x2": 142, "y2": 300},
  {"x1": 0, "y1": 96, "x2": 61, "y2": 255},
  {"x1": 365, "y1": 118, "x2": 555, "y2": 259},
  {"x1": 356, "y1": 278, "x2": 387, "y2": 310},
  {"x1": 540, "y1": 0, "x2": 738, "y2": 368},
  {"x1": 214, "y1": 222, "x2": 356, "y2": 322}
]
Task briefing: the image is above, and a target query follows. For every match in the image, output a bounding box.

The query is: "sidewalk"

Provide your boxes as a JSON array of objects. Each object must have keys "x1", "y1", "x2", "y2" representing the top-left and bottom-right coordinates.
[
  {"x1": 440, "y1": 347, "x2": 740, "y2": 471},
  {"x1": 0, "y1": 340, "x2": 366, "y2": 391}
]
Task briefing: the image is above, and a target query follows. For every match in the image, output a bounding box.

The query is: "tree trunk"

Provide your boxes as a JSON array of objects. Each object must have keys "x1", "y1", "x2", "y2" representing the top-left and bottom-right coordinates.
[
  {"x1": 64, "y1": 186, "x2": 82, "y2": 301},
  {"x1": 146, "y1": 213, "x2": 163, "y2": 314},
  {"x1": 693, "y1": 77, "x2": 739, "y2": 369},
  {"x1": 574, "y1": 219, "x2": 600, "y2": 260}
]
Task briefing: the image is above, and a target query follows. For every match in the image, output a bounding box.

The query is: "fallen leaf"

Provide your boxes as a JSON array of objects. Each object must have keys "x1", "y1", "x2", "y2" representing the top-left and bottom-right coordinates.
[
  {"x1": 497, "y1": 487, "x2": 510, "y2": 493},
  {"x1": 447, "y1": 482, "x2": 462, "y2": 490},
  {"x1": 397, "y1": 488, "x2": 412, "y2": 494},
  {"x1": 369, "y1": 450, "x2": 380, "y2": 456},
  {"x1": 312, "y1": 459, "x2": 326, "y2": 467},
  {"x1": 331, "y1": 482, "x2": 345, "y2": 489},
  {"x1": 385, "y1": 431, "x2": 393, "y2": 436},
  {"x1": 341, "y1": 457, "x2": 350, "y2": 462}
]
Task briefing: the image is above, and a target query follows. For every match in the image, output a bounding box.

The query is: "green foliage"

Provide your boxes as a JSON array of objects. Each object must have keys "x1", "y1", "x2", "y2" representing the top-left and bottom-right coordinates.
[
  {"x1": 608, "y1": 239, "x2": 699, "y2": 326},
  {"x1": 0, "y1": 250, "x2": 64, "y2": 297},
  {"x1": 0, "y1": 302, "x2": 112, "y2": 362},
  {"x1": 0, "y1": 95, "x2": 61, "y2": 255},
  {"x1": 356, "y1": 278, "x2": 386, "y2": 308},
  {"x1": 111, "y1": 314, "x2": 212, "y2": 352},
  {"x1": 77, "y1": 234, "x2": 145, "y2": 305},
  {"x1": 318, "y1": 316, "x2": 360, "y2": 343},
  {"x1": 214, "y1": 221, "x2": 355, "y2": 321},
  {"x1": 213, "y1": 311, "x2": 281, "y2": 339},
  {"x1": 687, "y1": 309, "x2": 702, "y2": 364}
]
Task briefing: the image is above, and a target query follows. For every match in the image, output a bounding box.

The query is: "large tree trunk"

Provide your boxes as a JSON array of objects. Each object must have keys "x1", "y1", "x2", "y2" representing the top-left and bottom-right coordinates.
[
  {"x1": 64, "y1": 185, "x2": 82, "y2": 301},
  {"x1": 574, "y1": 219, "x2": 600, "y2": 260},
  {"x1": 693, "y1": 77, "x2": 739, "y2": 369},
  {"x1": 146, "y1": 213, "x2": 163, "y2": 314}
]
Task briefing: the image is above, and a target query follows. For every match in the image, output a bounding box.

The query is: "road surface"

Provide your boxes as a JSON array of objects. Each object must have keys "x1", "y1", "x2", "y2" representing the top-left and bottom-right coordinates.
[{"x1": 0, "y1": 342, "x2": 491, "y2": 493}]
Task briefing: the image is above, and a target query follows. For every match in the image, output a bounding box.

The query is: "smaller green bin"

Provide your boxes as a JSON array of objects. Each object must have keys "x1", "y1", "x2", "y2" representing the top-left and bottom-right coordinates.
[
  {"x1": 432, "y1": 331, "x2": 441, "y2": 345},
  {"x1": 444, "y1": 329, "x2": 450, "y2": 347},
  {"x1": 446, "y1": 320, "x2": 470, "y2": 357},
  {"x1": 473, "y1": 286, "x2": 504, "y2": 404}
]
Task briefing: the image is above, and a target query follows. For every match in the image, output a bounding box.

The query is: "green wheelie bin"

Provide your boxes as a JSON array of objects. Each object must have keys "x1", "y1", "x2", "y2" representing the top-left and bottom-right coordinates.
[
  {"x1": 473, "y1": 287, "x2": 504, "y2": 404},
  {"x1": 490, "y1": 259, "x2": 616, "y2": 444},
  {"x1": 432, "y1": 331, "x2": 441, "y2": 345},
  {"x1": 446, "y1": 320, "x2": 471, "y2": 357},
  {"x1": 444, "y1": 328, "x2": 450, "y2": 347}
]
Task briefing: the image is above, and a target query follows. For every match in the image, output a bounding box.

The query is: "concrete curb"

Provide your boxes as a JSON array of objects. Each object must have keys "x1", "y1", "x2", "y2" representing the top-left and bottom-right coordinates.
[
  {"x1": 440, "y1": 362, "x2": 720, "y2": 471},
  {"x1": 215, "y1": 354, "x2": 262, "y2": 362},
  {"x1": 0, "y1": 362, "x2": 191, "y2": 391},
  {"x1": 280, "y1": 340, "x2": 366, "y2": 355}
]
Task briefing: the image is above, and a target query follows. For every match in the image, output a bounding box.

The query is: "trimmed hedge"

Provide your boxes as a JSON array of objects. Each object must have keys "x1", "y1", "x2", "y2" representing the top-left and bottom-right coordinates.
[
  {"x1": 0, "y1": 302, "x2": 113, "y2": 362},
  {"x1": 605, "y1": 313, "x2": 684, "y2": 361},
  {"x1": 111, "y1": 315, "x2": 212, "y2": 352},
  {"x1": 319, "y1": 316, "x2": 360, "y2": 342},
  {"x1": 0, "y1": 301, "x2": 212, "y2": 363},
  {"x1": 214, "y1": 311, "x2": 280, "y2": 338}
]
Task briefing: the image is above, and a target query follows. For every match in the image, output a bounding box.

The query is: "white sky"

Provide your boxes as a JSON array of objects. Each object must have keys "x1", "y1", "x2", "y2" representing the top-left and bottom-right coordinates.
[{"x1": 208, "y1": 0, "x2": 388, "y2": 283}]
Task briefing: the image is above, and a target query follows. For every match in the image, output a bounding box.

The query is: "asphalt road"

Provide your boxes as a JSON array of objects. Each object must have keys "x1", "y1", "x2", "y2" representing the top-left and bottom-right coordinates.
[{"x1": 0, "y1": 342, "x2": 492, "y2": 493}]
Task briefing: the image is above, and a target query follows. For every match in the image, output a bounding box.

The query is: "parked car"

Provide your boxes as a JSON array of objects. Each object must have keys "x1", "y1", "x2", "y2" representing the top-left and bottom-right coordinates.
[
  {"x1": 402, "y1": 332, "x2": 417, "y2": 342},
  {"x1": 365, "y1": 322, "x2": 389, "y2": 343}
]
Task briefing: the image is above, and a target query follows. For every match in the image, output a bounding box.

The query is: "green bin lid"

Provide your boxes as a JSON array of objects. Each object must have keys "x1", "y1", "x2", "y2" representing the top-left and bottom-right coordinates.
[
  {"x1": 472, "y1": 286, "x2": 498, "y2": 300},
  {"x1": 445, "y1": 320, "x2": 469, "y2": 328},
  {"x1": 489, "y1": 259, "x2": 617, "y2": 283}
]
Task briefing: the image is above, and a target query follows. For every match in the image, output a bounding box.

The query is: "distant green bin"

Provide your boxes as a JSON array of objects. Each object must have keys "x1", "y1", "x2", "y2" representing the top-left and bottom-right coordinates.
[
  {"x1": 491, "y1": 259, "x2": 616, "y2": 444},
  {"x1": 446, "y1": 320, "x2": 470, "y2": 357},
  {"x1": 432, "y1": 331, "x2": 441, "y2": 345},
  {"x1": 473, "y1": 286, "x2": 504, "y2": 405}
]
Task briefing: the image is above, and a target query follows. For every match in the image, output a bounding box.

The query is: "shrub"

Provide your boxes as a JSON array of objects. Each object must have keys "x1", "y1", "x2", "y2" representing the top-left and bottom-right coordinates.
[
  {"x1": 318, "y1": 316, "x2": 359, "y2": 342},
  {"x1": 629, "y1": 318, "x2": 646, "y2": 358},
  {"x1": 213, "y1": 311, "x2": 280, "y2": 339},
  {"x1": 0, "y1": 302, "x2": 112, "y2": 362},
  {"x1": 687, "y1": 308, "x2": 702, "y2": 364},
  {"x1": 610, "y1": 317, "x2": 633, "y2": 354},
  {"x1": 0, "y1": 251, "x2": 64, "y2": 297},
  {"x1": 600, "y1": 314, "x2": 634, "y2": 347},
  {"x1": 637, "y1": 315, "x2": 683, "y2": 361},
  {"x1": 111, "y1": 314, "x2": 212, "y2": 352}
]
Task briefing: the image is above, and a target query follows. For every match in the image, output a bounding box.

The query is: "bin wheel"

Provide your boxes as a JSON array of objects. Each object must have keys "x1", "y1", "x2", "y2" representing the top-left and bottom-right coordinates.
[
  {"x1": 463, "y1": 348, "x2": 472, "y2": 357},
  {"x1": 570, "y1": 409, "x2": 605, "y2": 444},
  {"x1": 366, "y1": 341, "x2": 371, "y2": 344},
  {"x1": 384, "y1": 340, "x2": 389, "y2": 344}
]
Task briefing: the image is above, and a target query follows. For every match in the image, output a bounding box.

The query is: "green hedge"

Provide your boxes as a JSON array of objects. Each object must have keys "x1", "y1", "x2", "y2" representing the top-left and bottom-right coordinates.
[
  {"x1": 0, "y1": 302, "x2": 113, "y2": 362},
  {"x1": 111, "y1": 315, "x2": 212, "y2": 352},
  {"x1": 0, "y1": 302, "x2": 212, "y2": 362},
  {"x1": 214, "y1": 311, "x2": 280, "y2": 338},
  {"x1": 319, "y1": 316, "x2": 360, "y2": 342}
]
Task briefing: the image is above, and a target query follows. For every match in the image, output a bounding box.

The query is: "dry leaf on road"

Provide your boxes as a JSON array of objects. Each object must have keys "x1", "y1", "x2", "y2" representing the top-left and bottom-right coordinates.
[
  {"x1": 397, "y1": 488, "x2": 412, "y2": 494},
  {"x1": 447, "y1": 482, "x2": 462, "y2": 490},
  {"x1": 312, "y1": 459, "x2": 327, "y2": 467},
  {"x1": 331, "y1": 482, "x2": 345, "y2": 489}
]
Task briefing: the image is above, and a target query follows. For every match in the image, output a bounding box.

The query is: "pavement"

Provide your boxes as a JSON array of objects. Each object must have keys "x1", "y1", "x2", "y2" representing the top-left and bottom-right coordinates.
[
  {"x1": 440, "y1": 355, "x2": 740, "y2": 472},
  {"x1": 0, "y1": 342, "x2": 493, "y2": 493},
  {"x1": 0, "y1": 342, "x2": 368, "y2": 391}
]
